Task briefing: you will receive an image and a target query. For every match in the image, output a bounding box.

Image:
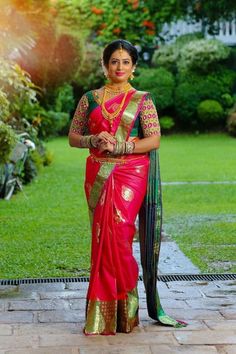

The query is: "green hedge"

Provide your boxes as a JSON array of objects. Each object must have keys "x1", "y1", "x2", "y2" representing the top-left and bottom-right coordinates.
[{"x1": 133, "y1": 67, "x2": 175, "y2": 112}]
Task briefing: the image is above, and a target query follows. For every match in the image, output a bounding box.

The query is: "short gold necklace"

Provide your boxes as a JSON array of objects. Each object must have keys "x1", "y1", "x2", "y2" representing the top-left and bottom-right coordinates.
[{"x1": 101, "y1": 83, "x2": 132, "y2": 126}]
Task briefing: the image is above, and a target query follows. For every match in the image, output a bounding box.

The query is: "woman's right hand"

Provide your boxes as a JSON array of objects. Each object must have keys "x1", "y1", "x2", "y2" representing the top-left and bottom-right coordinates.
[{"x1": 97, "y1": 131, "x2": 116, "y2": 145}]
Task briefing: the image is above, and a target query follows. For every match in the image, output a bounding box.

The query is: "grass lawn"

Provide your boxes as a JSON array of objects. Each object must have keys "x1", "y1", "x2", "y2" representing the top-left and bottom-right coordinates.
[
  {"x1": 0, "y1": 133, "x2": 235, "y2": 279},
  {"x1": 160, "y1": 133, "x2": 236, "y2": 273}
]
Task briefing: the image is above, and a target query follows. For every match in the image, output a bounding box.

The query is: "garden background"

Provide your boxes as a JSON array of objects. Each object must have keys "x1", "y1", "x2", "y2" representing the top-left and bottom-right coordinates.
[{"x1": 0, "y1": 0, "x2": 236, "y2": 279}]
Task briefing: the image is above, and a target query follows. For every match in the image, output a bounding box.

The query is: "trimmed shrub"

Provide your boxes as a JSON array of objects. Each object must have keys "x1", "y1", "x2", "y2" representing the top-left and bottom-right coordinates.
[
  {"x1": 159, "y1": 116, "x2": 175, "y2": 133},
  {"x1": 178, "y1": 39, "x2": 230, "y2": 73},
  {"x1": 227, "y1": 112, "x2": 236, "y2": 137},
  {"x1": 221, "y1": 93, "x2": 234, "y2": 108},
  {"x1": 133, "y1": 67, "x2": 175, "y2": 112},
  {"x1": 174, "y1": 81, "x2": 202, "y2": 126},
  {"x1": 197, "y1": 100, "x2": 224, "y2": 127},
  {"x1": 0, "y1": 122, "x2": 17, "y2": 163},
  {"x1": 175, "y1": 68, "x2": 236, "y2": 127}
]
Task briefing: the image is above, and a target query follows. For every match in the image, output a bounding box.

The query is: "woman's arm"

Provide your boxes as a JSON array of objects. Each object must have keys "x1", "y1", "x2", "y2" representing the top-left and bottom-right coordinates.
[
  {"x1": 133, "y1": 134, "x2": 160, "y2": 153},
  {"x1": 68, "y1": 132, "x2": 83, "y2": 148}
]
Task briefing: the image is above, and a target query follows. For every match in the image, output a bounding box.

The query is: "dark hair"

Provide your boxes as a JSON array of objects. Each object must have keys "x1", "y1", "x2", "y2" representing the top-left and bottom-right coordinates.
[{"x1": 102, "y1": 39, "x2": 138, "y2": 67}]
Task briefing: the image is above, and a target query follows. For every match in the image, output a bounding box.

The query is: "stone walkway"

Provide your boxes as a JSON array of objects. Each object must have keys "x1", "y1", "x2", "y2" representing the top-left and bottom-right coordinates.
[
  {"x1": 0, "y1": 278, "x2": 236, "y2": 353},
  {"x1": 0, "y1": 242, "x2": 236, "y2": 353}
]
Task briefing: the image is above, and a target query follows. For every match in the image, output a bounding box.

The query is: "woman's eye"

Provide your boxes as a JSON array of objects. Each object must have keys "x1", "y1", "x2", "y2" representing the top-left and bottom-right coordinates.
[{"x1": 123, "y1": 61, "x2": 130, "y2": 65}]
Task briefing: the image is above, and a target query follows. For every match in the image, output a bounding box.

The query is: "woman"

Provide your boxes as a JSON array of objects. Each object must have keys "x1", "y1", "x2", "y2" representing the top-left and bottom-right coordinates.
[{"x1": 68, "y1": 39, "x2": 186, "y2": 335}]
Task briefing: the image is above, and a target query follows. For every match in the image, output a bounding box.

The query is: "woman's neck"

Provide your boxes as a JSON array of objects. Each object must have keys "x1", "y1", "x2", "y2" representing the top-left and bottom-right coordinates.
[
  {"x1": 106, "y1": 81, "x2": 129, "y2": 90},
  {"x1": 105, "y1": 81, "x2": 131, "y2": 92}
]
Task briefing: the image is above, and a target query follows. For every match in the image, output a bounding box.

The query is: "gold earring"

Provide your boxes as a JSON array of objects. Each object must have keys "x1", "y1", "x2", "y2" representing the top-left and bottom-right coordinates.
[{"x1": 130, "y1": 71, "x2": 135, "y2": 80}]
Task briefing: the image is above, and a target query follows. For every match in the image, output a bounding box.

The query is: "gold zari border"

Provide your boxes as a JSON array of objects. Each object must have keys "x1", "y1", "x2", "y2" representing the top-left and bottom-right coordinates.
[{"x1": 84, "y1": 287, "x2": 139, "y2": 335}]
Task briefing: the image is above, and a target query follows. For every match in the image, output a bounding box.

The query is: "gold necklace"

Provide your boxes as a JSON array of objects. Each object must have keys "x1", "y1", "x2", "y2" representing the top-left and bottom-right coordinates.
[
  {"x1": 101, "y1": 83, "x2": 132, "y2": 126},
  {"x1": 105, "y1": 82, "x2": 132, "y2": 93}
]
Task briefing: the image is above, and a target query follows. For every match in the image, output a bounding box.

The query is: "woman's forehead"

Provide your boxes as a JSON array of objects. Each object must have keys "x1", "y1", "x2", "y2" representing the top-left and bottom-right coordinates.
[{"x1": 109, "y1": 49, "x2": 131, "y2": 60}]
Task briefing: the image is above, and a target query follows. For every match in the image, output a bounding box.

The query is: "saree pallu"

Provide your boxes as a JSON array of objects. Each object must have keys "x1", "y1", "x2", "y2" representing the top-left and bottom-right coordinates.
[{"x1": 83, "y1": 89, "x2": 186, "y2": 335}]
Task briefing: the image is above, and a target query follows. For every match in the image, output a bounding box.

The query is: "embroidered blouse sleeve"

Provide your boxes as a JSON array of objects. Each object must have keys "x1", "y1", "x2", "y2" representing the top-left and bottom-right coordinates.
[
  {"x1": 69, "y1": 94, "x2": 89, "y2": 135},
  {"x1": 140, "y1": 94, "x2": 161, "y2": 137}
]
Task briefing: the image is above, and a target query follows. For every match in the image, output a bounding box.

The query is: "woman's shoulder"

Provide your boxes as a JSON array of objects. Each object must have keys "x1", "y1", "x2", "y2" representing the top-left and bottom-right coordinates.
[
  {"x1": 83, "y1": 88, "x2": 103, "y2": 102},
  {"x1": 133, "y1": 88, "x2": 151, "y2": 96}
]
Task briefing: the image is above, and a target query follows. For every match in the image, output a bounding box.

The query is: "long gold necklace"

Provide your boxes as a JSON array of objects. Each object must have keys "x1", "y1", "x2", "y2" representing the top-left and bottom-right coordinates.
[{"x1": 101, "y1": 83, "x2": 132, "y2": 127}]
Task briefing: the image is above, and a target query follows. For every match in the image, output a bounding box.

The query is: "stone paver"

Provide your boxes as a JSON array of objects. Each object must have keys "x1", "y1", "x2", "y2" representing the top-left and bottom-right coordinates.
[
  {"x1": 0, "y1": 244, "x2": 235, "y2": 353},
  {"x1": 0, "y1": 280, "x2": 235, "y2": 353}
]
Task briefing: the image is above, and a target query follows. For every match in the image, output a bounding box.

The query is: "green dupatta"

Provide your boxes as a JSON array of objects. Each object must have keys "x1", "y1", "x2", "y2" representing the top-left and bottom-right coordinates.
[{"x1": 137, "y1": 101, "x2": 187, "y2": 328}]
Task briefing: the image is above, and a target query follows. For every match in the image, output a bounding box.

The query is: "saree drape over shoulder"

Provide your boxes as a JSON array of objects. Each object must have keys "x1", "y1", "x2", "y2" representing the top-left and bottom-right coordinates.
[{"x1": 70, "y1": 88, "x2": 186, "y2": 335}]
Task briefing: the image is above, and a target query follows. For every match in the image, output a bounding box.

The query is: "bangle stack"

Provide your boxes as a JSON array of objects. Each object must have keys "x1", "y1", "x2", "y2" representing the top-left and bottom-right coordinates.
[
  {"x1": 79, "y1": 135, "x2": 98, "y2": 148},
  {"x1": 113, "y1": 141, "x2": 135, "y2": 155}
]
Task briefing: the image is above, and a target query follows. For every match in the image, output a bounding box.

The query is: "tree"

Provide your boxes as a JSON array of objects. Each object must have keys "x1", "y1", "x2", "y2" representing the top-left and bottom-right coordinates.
[
  {"x1": 146, "y1": 0, "x2": 236, "y2": 34},
  {"x1": 88, "y1": 0, "x2": 156, "y2": 46}
]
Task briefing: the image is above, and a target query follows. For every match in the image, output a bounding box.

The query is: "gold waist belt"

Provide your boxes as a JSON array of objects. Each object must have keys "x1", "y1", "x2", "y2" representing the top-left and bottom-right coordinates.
[{"x1": 90, "y1": 153, "x2": 147, "y2": 165}]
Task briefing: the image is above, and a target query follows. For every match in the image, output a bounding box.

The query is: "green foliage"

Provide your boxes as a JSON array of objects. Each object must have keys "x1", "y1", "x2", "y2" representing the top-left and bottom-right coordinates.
[
  {"x1": 221, "y1": 93, "x2": 234, "y2": 108},
  {"x1": 75, "y1": 43, "x2": 104, "y2": 92},
  {"x1": 227, "y1": 111, "x2": 236, "y2": 137},
  {"x1": 0, "y1": 122, "x2": 17, "y2": 163},
  {"x1": 133, "y1": 67, "x2": 175, "y2": 111},
  {"x1": 152, "y1": 33, "x2": 204, "y2": 72},
  {"x1": 152, "y1": 45, "x2": 179, "y2": 72},
  {"x1": 89, "y1": 0, "x2": 156, "y2": 46},
  {"x1": 147, "y1": 0, "x2": 236, "y2": 33},
  {"x1": 178, "y1": 39, "x2": 230, "y2": 73},
  {"x1": 38, "y1": 110, "x2": 69, "y2": 139},
  {"x1": 197, "y1": 100, "x2": 224, "y2": 127},
  {"x1": 0, "y1": 90, "x2": 10, "y2": 121},
  {"x1": 54, "y1": 84, "x2": 75, "y2": 113},
  {"x1": 159, "y1": 116, "x2": 175, "y2": 133},
  {"x1": 175, "y1": 68, "x2": 236, "y2": 127},
  {"x1": 174, "y1": 82, "x2": 200, "y2": 127},
  {"x1": 0, "y1": 59, "x2": 38, "y2": 117}
]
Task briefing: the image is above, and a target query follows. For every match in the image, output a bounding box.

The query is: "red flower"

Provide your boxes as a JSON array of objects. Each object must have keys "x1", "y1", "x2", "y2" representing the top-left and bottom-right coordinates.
[
  {"x1": 91, "y1": 7, "x2": 104, "y2": 15},
  {"x1": 113, "y1": 28, "x2": 121, "y2": 34},
  {"x1": 143, "y1": 20, "x2": 155, "y2": 30},
  {"x1": 146, "y1": 29, "x2": 155, "y2": 36},
  {"x1": 99, "y1": 23, "x2": 107, "y2": 29},
  {"x1": 127, "y1": 0, "x2": 139, "y2": 9}
]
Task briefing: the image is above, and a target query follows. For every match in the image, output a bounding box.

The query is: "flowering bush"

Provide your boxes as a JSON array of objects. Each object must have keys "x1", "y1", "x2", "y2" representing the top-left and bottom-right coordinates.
[{"x1": 178, "y1": 39, "x2": 230, "y2": 72}]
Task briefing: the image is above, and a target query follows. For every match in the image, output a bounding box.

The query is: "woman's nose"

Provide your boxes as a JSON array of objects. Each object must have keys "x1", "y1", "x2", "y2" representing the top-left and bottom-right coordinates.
[{"x1": 117, "y1": 61, "x2": 122, "y2": 70}]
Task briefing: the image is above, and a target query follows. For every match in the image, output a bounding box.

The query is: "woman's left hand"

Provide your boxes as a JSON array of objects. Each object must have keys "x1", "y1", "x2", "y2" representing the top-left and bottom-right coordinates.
[{"x1": 98, "y1": 140, "x2": 114, "y2": 154}]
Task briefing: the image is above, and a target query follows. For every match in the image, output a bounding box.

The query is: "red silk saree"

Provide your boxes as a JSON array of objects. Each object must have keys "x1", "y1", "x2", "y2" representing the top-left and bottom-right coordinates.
[{"x1": 70, "y1": 88, "x2": 187, "y2": 335}]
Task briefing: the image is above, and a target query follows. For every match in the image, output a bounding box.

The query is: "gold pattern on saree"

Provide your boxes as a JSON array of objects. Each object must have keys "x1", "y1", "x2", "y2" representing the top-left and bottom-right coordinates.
[
  {"x1": 95, "y1": 222, "x2": 101, "y2": 243},
  {"x1": 121, "y1": 185, "x2": 134, "y2": 202},
  {"x1": 84, "y1": 287, "x2": 139, "y2": 334},
  {"x1": 85, "y1": 299, "x2": 117, "y2": 334},
  {"x1": 100, "y1": 190, "x2": 106, "y2": 206},
  {"x1": 114, "y1": 208, "x2": 125, "y2": 224},
  {"x1": 90, "y1": 154, "x2": 147, "y2": 165},
  {"x1": 153, "y1": 241, "x2": 160, "y2": 255},
  {"x1": 85, "y1": 182, "x2": 92, "y2": 198},
  {"x1": 88, "y1": 163, "x2": 114, "y2": 211},
  {"x1": 115, "y1": 91, "x2": 146, "y2": 142}
]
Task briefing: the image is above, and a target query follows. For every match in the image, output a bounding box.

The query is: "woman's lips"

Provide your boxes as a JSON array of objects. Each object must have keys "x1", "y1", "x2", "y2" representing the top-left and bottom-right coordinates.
[{"x1": 115, "y1": 72, "x2": 125, "y2": 76}]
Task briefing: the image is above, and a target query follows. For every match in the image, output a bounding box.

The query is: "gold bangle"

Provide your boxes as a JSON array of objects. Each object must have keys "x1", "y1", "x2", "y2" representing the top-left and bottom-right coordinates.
[{"x1": 125, "y1": 141, "x2": 135, "y2": 154}]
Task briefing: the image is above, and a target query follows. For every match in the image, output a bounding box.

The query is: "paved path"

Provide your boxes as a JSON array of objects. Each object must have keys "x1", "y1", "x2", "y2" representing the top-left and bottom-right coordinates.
[
  {"x1": 0, "y1": 278, "x2": 236, "y2": 353},
  {"x1": 133, "y1": 232, "x2": 200, "y2": 275},
  {"x1": 0, "y1": 236, "x2": 235, "y2": 354}
]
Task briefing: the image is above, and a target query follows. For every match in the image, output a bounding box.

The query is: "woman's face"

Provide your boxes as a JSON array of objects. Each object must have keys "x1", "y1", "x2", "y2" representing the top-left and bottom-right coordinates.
[{"x1": 106, "y1": 49, "x2": 135, "y2": 84}]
